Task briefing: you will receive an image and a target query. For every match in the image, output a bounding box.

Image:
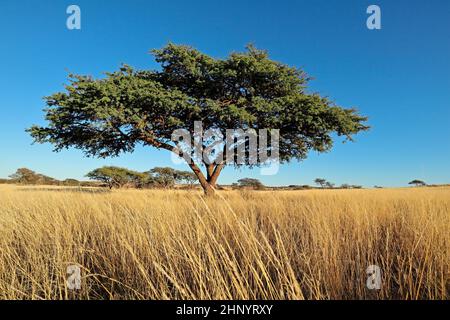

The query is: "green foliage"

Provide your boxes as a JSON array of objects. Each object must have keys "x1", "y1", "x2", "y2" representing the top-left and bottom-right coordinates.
[
  {"x1": 86, "y1": 166, "x2": 146, "y2": 189},
  {"x1": 28, "y1": 44, "x2": 369, "y2": 191},
  {"x1": 147, "y1": 167, "x2": 177, "y2": 188}
]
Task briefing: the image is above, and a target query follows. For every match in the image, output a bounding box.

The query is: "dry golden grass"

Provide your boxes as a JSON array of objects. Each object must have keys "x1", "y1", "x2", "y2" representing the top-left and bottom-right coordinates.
[{"x1": 0, "y1": 184, "x2": 448, "y2": 300}]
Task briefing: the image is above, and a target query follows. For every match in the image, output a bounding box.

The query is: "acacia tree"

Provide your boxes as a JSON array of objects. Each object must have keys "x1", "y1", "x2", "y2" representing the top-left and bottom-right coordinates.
[
  {"x1": 9, "y1": 168, "x2": 41, "y2": 184},
  {"x1": 408, "y1": 180, "x2": 426, "y2": 187},
  {"x1": 237, "y1": 178, "x2": 265, "y2": 190},
  {"x1": 28, "y1": 44, "x2": 369, "y2": 195},
  {"x1": 63, "y1": 178, "x2": 81, "y2": 187},
  {"x1": 325, "y1": 182, "x2": 335, "y2": 189},
  {"x1": 147, "y1": 167, "x2": 177, "y2": 188},
  {"x1": 146, "y1": 167, "x2": 197, "y2": 188},
  {"x1": 9, "y1": 168, "x2": 58, "y2": 185},
  {"x1": 175, "y1": 171, "x2": 198, "y2": 187},
  {"x1": 314, "y1": 178, "x2": 327, "y2": 189},
  {"x1": 86, "y1": 166, "x2": 145, "y2": 189}
]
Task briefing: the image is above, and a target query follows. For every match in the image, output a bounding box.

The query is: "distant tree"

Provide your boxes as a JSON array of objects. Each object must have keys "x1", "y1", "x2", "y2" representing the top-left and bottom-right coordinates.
[
  {"x1": 314, "y1": 178, "x2": 327, "y2": 188},
  {"x1": 9, "y1": 168, "x2": 39, "y2": 184},
  {"x1": 8, "y1": 168, "x2": 58, "y2": 185},
  {"x1": 148, "y1": 167, "x2": 178, "y2": 188},
  {"x1": 40, "y1": 175, "x2": 59, "y2": 185},
  {"x1": 374, "y1": 185, "x2": 383, "y2": 189},
  {"x1": 175, "y1": 171, "x2": 198, "y2": 187},
  {"x1": 63, "y1": 178, "x2": 80, "y2": 187},
  {"x1": 237, "y1": 178, "x2": 265, "y2": 190},
  {"x1": 86, "y1": 166, "x2": 144, "y2": 189},
  {"x1": 409, "y1": 180, "x2": 426, "y2": 187},
  {"x1": 86, "y1": 166, "x2": 199, "y2": 189},
  {"x1": 28, "y1": 43, "x2": 369, "y2": 196},
  {"x1": 288, "y1": 184, "x2": 312, "y2": 190},
  {"x1": 325, "y1": 182, "x2": 335, "y2": 189},
  {"x1": 340, "y1": 183, "x2": 362, "y2": 189},
  {"x1": 127, "y1": 172, "x2": 148, "y2": 189}
]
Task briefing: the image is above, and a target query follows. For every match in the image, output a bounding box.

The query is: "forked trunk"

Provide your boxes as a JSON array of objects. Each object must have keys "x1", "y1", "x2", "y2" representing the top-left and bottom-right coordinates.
[{"x1": 188, "y1": 162, "x2": 223, "y2": 196}]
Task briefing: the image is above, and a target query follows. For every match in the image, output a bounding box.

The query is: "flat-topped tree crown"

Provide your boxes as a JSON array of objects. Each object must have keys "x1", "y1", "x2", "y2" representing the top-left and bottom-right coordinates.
[
  {"x1": 408, "y1": 180, "x2": 427, "y2": 187},
  {"x1": 28, "y1": 43, "x2": 369, "y2": 195}
]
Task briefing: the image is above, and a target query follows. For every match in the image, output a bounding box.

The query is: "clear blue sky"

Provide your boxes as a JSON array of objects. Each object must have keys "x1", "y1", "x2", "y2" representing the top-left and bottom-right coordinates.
[{"x1": 0, "y1": 0, "x2": 449, "y2": 187}]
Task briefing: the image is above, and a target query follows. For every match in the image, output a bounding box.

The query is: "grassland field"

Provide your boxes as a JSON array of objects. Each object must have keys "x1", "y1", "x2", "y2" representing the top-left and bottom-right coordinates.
[{"x1": 0, "y1": 184, "x2": 448, "y2": 300}]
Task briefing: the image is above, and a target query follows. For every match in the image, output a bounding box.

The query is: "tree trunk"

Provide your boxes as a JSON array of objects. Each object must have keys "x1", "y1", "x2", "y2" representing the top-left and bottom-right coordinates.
[
  {"x1": 202, "y1": 182, "x2": 216, "y2": 196},
  {"x1": 188, "y1": 162, "x2": 216, "y2": 196},
  {"x1": 144, "y1": 139, "x2": 222, "y2": 196},
  {"x1": 187, "y1": 162, "x2": 226, "y2": 196},
  {"x1": 208, "y1": 163, "x2": 224, "y2": 189}
]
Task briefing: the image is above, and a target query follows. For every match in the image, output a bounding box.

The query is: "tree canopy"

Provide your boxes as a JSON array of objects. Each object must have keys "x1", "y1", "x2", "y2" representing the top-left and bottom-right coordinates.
[
  {"x1": 28, "y1": 43, "x2": 369, "y2": 195},
  {"x1": 408, "y1": 180, "x2": 426, "y2": 187},
  {"x1": 147, "y1": 167, "x2": 178, "y2": 188},
  {"x1": 314, "y1": 178, "x2": 327, "y2": 188},
  {"x1": 86, "y1": 166, "x2": 145, "y2": 189},
  {"x1": 145, "y1": 167, "x2": 198, "y2": 188},
  {"x1": 85, "y1": 166, "x2": 197, "y2": 189},
  {"x1": 236, "y1": 178, "x2": 265, "y2": 190},
  {"x1": 9, "y1": 168, "x2": 57, "y2": 185}
]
